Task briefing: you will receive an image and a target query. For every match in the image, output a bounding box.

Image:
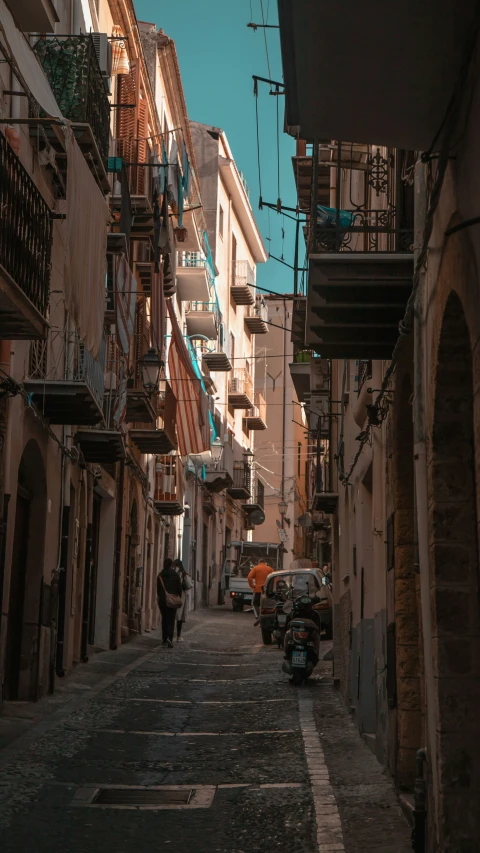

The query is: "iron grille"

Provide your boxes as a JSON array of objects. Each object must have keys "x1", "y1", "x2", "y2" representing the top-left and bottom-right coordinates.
[
  {"x1": 33, "y1": 35, "x2": 110, "y2": 164},
  {"x1": 232, "y1": 461, "x2": 251, "y2": 494},
  {"x1": 0, "y1": 131, "x2": 52, "y2": 317}
]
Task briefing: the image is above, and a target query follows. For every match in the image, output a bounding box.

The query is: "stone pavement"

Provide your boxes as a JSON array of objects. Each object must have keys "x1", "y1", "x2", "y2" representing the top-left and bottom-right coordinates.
[{"x1": 0, "y1": 607, "x2": 411, "y2": 852}]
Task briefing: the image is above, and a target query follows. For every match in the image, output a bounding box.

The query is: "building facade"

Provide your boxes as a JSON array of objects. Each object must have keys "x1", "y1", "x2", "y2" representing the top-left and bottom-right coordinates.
[
  {"x1": 278, "y1": 2, "x2": 480, "y2": 850},
  {"x1": 0, "y1": 0, "x2": 268, "y2": 711}
]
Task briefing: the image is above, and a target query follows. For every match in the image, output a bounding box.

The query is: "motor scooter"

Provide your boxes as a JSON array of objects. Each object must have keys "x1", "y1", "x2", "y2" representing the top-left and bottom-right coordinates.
[
  {"x1": 272, "y1": 595, "x2": 289, "y2": 648},
  {"x1": 282, "y1": 592, "x2": 321, "y2": 685}
]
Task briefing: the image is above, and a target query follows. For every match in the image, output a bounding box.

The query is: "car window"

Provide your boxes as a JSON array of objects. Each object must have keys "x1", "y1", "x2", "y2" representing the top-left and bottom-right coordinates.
[{"x1": 267, "y1": 573, "x2": 319, "y2": 595}]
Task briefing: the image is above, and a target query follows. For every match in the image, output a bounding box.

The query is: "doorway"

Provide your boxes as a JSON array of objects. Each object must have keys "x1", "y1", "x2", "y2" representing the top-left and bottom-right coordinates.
[{"x1": 5, "y1": 440, "x2": 47, "y2": 700}]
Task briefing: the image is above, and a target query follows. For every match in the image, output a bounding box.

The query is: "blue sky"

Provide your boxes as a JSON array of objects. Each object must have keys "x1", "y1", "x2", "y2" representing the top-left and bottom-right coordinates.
[{"x1": 134, "y1": 0, "x2": 298, "y2": 294}]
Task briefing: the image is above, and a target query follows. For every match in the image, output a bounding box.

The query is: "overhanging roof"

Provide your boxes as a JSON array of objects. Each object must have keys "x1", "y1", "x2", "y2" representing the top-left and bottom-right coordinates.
[{"x1": 278, "y1": 0, "x2": 478, "y2": 150}]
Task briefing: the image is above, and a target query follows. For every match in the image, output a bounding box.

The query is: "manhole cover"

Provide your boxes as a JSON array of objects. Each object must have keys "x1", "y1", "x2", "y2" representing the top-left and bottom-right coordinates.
[{"x1": 93, "y1": 789, "x2": 194, "y2": 805}]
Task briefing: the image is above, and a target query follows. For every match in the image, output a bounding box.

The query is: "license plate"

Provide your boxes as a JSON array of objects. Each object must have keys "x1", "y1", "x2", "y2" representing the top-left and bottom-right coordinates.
[
  {"x1": 291, "y1": 650, "x2": 307, "y2": 668},
  {"x1": 277, "y1": 614, "x2": 287, "y2": 626}
]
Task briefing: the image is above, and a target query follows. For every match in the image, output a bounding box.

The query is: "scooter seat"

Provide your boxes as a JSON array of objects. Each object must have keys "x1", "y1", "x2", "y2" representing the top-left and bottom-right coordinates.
[{"x1": 290, "y1": 618, "x2": 318, "y2": 630}]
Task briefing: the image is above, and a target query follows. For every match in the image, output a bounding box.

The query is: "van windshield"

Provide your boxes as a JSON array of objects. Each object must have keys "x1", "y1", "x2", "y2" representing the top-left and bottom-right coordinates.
[{"x1": 267, "y1": 573, "x2": 318, "y2": 596}]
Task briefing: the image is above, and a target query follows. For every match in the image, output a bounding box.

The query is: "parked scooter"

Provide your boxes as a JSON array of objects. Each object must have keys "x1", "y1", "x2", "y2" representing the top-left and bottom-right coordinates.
[
  {"x1": 282, "y1": 592, "x2": 321, "y2": 685},
  {"x1": 272, "y1": 595, "x2": 289, "y2": 648}
]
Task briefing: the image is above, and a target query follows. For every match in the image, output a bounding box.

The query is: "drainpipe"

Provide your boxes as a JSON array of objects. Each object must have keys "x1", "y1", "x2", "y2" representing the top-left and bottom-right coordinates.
[
  {"x1": 413, "y1": 161, "x2": 437, "y2": 833},
  {"x1": 110, "y1": 458, "x2": 125, "y2": 650},
  {"x1": 56, "y1": 433, "x2": 71, "y2": 677}
]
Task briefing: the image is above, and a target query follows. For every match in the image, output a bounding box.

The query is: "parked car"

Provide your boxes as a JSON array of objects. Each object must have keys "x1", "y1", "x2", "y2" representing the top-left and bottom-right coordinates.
[{"x1": 259, "y1": 567, "x2": 332, "y2": 645}]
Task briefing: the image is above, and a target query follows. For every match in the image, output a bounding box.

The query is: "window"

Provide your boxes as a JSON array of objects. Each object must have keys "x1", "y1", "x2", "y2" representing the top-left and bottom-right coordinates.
[
  {"x1": 219, "y1": 205, "x2": 224, "y2": 239},
  {"x1": 231, "y1": 233, "x2": 237, "y2": 282}
]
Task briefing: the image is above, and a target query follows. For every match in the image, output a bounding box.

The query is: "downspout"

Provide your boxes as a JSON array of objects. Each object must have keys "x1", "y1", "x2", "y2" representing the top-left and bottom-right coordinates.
[
  {"x1": 110, "y1": 458, "x2": 125, "y2": 650},
  {"x1": 0, "y1": 340, "x2": 10, "y2": 710},
  {"x1": 413, "y1": 161, "x2": 437, "y2": 839},
  {"x1": 56, "y1": 435, "x2": 70, "y2": 677}
]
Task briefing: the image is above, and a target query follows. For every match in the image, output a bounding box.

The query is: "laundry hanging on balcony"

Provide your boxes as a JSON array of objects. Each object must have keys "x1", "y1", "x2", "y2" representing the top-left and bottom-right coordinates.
[
  {"x1": 64, "y1": 126, "x2": 110, "y2": 358},
  {"x1": 0, "y1": 0, "x2": 63, "y2": 119},
  {"x1": 167, "y1": 300, "x2": 210, "y2": 456},
  {"x1": 317, "y1": 205, "x2": 354, "y2": 229}
]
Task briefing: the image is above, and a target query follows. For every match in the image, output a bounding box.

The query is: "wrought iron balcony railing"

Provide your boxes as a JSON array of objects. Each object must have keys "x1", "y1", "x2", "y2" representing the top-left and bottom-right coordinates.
[
  {"x1": 231, "y1": 260, "x2": 255, "y2": 305},
  {"x1": 33, "y1": 35, "x2": 110, "y2": 164},
  {"x1": 0, "y1": 130, "x2": 52, "y2": 323},
  {"x1": 308, "y1": 142, "x2": 415, "y2": 255},
  {"x1": 228, "y1": 369, "x2": 254, "y2": 408},
  {"x1": 178, "y1": 252, "x2": 208, "y2": 269},
  {"x1": 28, "y1": 328, "x2": 106, "y2": 411}
]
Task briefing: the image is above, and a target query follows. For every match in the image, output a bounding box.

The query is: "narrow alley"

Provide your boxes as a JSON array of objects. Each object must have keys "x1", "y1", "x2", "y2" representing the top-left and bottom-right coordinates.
[{"x1": 0, "y1": 610, "x2": 410, "y2": 853}]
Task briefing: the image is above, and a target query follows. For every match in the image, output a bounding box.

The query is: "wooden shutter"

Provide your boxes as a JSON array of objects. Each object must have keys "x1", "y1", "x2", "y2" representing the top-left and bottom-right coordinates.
[
  {"x1": 136, "y1": 97, "x2": 147, "y2": 196},
  {"x1": 134, "y1": 301, "x2": 146, "y2": 381},
  {"x1": 116, "y1": 71, "x2": 137, "y2": 190}
]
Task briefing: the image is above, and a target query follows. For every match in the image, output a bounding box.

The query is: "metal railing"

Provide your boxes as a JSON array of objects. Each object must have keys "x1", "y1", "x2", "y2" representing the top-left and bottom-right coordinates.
[
  {"x1": 0, "y1": 131, "x2": 52, "y2": 317},
  {"x1": 233, "y1": 259, "x2": 255, "y2": 288},
  {"x1": 308, "y1": 141, "x2": 415, "y2": 255},
  {"x1": 232, "y1": 461, "x2": 251, "y2": 494},
  {"x1": 155, "y1": 456, "x2": 177, "y2": 501},
  {"x1": 246, "y1": 297, "x2": 268, "y2": 323},
  {"x1": 228, "y1": 368, "x2": 253, "y2": 400},
  {"x1": 29, "y1": 328, "x2": 106, "y2": 410},
  {"x1": 186, "y1": 300, "x2": 219, "y2": 318},
  {"x1": 33, "y1": 35, "x2": 110, "y2": 164},
  {"x1": 178, "y1": 252, "x2": 208, "y2": 269},
  {"x1": 245, "y1": 391, "x2": 267, "y2": 423}
]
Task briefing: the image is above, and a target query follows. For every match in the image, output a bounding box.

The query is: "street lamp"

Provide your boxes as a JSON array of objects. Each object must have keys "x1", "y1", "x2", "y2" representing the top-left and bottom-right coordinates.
[
  {"x1": 211, "y1": 436, "x2": 224, "y2": 464},
  {"x1": 243, "y1": 448, "x2": 254, "y2": 459},
  {"x1": 140, "y1": 348, "x2": 164, "y2": 393},
  {"x1": 278, "y1": 500, "x2": 288, "y2": 516}
]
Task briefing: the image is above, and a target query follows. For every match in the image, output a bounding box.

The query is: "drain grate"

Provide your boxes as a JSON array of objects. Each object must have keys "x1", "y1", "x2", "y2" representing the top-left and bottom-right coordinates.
[
  {"x1": 72, "y1": 784, "x2": 216, "y2": 810},
  {"x1": 93, "y1": 788, "x2": 194, "y2": 806}
]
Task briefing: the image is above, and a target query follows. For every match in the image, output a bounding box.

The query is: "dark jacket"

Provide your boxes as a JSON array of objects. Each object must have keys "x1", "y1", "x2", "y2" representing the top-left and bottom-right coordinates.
[{"x1": 157, "y1": 566, "x2": 183, "y2": 609}]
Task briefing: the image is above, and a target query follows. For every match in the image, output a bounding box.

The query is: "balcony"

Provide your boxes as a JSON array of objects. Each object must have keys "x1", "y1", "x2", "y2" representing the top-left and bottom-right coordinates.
[
  {"x1": 243, "y1": 392, "x2": 267, "y2": 430},
  {"x1": 226, "y1": 461, "x2": 252, "y2": 500},
  {"x1": 203, "y1": 442, "x2": 234, "y2": 493},
  {"x1": 278, "y1": 0, "x2": 473, "y2": 151},
  {"x1": 304, "y1": 142, "x2": 414, "y2": 359},
  {"x1": 24, "y1": 331, "x2": 106, "y2": 425},
  {"x1": 154, "y1": 456, "x2": 183, "y2": 516},
  {"x1": 231, "y1": 260, "x2": 255, "y2": 305},
  {"x1": 292, "y1": 140, "x2": 331, "y2": 212},
  {"x1": 177, "y1": 253, "x2": 210, "y2": 302},
  {"x1": 245, "y1": 297, "x2": 268, "y2": 334},
  {"x1": 291, "y1": 296, "x2": 307, "y2": 347},
  {"x1": 289, "y1": 351, "x2": 311, "y2": 404},
  {"x1": 228, "y1": 369, "x2": 254, "y2": 409},
  {"x1": 243, "y1": 478, "x2": 266, "y2": 526},
  {"x1": 129, "y1": 416, "x2": 177, "y2": 455},
  {"x1": 125, "y1": 386, "x2": 157, "y2": 424},
  {"x1": 201, "y1": 331, "x2": 232, "y2": 373},
  {"x1": 185, "y1": 302, "x2": 218, "y2": 340},
  {"x1": 32, "y1": 35, "x2": 110, "y2": 192},
  {"x1": 7, "y1": 0, "x2": 58, "y2": 32},
  {"x1": 75, "y1": 428, "x2": 124, "y2": 463},
  {"x1": 0, "y1": 132, "x2": 52, "y2": 339}
]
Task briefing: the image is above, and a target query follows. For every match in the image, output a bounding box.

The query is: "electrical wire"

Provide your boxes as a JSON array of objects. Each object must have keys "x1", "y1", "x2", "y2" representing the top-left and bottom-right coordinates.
[{"x1": 259, "y1": 0, "x2": 272, "y2": 79}]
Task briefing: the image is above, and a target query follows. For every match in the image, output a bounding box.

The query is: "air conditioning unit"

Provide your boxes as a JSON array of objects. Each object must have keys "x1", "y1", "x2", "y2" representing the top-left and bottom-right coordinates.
[{"x1": 91, "y1": 33, "x2": 112, "y2": 90}]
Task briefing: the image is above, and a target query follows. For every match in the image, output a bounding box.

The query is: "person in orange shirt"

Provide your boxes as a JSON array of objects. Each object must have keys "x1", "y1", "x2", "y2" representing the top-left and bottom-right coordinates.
[{"x1": 248, "y1": 558, "x2": 273, "y2": 625}]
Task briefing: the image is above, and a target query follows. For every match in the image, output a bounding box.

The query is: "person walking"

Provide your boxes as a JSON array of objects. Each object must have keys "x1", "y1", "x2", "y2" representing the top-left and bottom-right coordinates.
[
  {"x1": 248, "y1": 557, "x2": 273, "y2": 626},
  {"x1": 157, "y1": 557, "x2": 183, "y2": 647},
  {"x1": 173, "y1": 558, "x2": 193, "y2": 642}
]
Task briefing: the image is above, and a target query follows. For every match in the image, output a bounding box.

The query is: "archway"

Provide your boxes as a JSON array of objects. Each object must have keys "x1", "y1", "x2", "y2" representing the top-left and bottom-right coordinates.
[
  {"x1": 430, "y1": 292, "x2": 480, "y2": 849},
  {"x1": 392, "y1": 373, "x2": 422, "y2": 789},
  {"x1": 5, "y1": 440, "x2": 47, "y2": 700}
]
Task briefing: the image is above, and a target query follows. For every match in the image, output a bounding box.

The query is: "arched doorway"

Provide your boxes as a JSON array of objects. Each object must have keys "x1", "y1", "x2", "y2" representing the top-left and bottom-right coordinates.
[
  {"x1": 391, "y1": 374, "x2": 422, "y2": 789},
  {"x1": 5, "y1": 440, "x2": 47, "y2": 700},
  {"x1": 430, "y1": 292, "x2": 480, "y2": 848}
]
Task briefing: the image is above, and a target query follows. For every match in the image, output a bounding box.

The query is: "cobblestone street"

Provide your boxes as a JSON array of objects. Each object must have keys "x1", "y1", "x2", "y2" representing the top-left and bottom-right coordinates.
[{"x1": 0, "y1": 609, "x2": 411, "y2": 852}]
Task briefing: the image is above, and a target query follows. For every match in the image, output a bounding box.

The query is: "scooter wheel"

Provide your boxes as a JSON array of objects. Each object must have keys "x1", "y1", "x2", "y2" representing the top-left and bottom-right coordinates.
[{"x1": 291, "y1": 672, "x2": 304, "y2": 686}]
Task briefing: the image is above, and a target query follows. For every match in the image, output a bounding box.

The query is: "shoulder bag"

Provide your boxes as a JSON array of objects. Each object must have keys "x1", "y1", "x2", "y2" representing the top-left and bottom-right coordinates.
[{"x1": 159, "y1": 576, "x2": 183, "y2": 610}]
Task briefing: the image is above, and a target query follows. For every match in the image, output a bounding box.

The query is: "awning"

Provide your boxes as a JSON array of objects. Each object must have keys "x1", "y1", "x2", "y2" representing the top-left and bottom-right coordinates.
[
  {"x1": 115, "y1": 254, "x2": 137, "y2": 355},
  {"x1": 278, "y1": 0, "x2": 478, "y2": 150},
  {"x1": 167, "y1": 300, "x2": 210, "y2": 457},
  {"x1": 0, "y1": 0, "x2": 63, "y2": 118}
]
